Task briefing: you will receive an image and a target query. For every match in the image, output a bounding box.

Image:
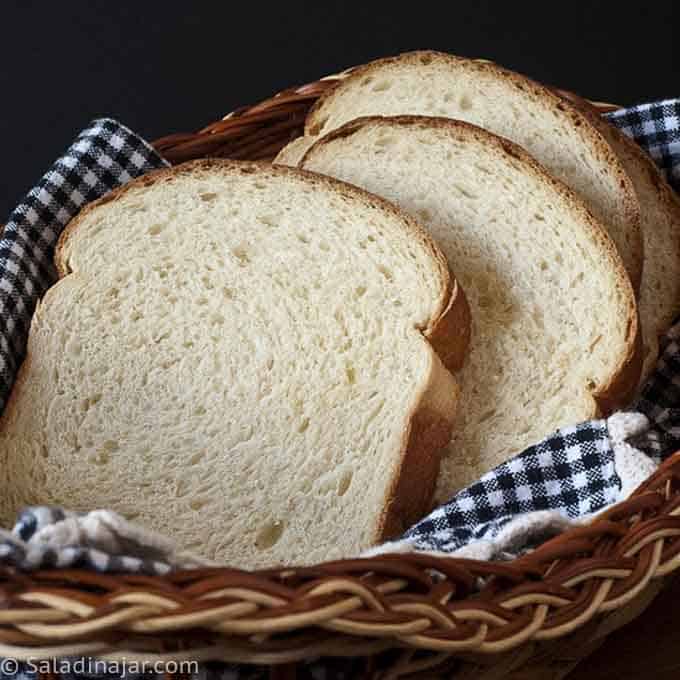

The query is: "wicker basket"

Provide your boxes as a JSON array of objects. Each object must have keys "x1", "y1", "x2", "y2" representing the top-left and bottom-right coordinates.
[{"x1": 1, "y1": 72, "x2": 679, "y2": 680}]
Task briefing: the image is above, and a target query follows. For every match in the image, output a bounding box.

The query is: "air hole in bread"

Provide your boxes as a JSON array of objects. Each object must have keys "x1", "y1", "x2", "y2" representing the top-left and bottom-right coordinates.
[
  {"x1": 257, "y1": 215, "x2": 276, "y2": 228},
  {"x1": 200, "y1": 192, "x2": 217, "y2": 202},
  {"x1": 298, "y1": 417, "x2": 310, "y2": 433},
  {"x1": 297, "y1": 233, "x2": 310, "y2": 244},
  {"x1": 175, "y1": 479, "x2": 189, "y2": 498},
  {"x1": 153, "y1": 330, "x2": 171, "y2": 344},
  {"x1": 101, "y1": 439, "x2": 117, "y2": 452},
  {"x1": 338, "y1": 471, "x2": 353, "y2": 497},
  {"x1": 354, "y1": 285, "x2": 367, "y2": 299},
  {"x1": 532, "y1": 311, "x2": 545, "y2": 330},
  {"x1": 376, "y1": 135, "x2": 396, "y2": 147},
  {"x1": 459, "y1": 95, "x2": 473, "y2": 111},
  {"x1": 89, "y1": 451, "x2": 110, "y2": 466},
  {"x1": 256, "y1": 520, "x2": 285, "y2": 550},
  {"x1": 589, "y1": 335, "x2": 603, "y2": 352},
  {"x1": 452, "y1": 184, "x2": 477, "y2": 200},
  {"x1": 161, "y1": 357, "x2": 179, "y2": 370},
  {"x1": 372, "y1": 79, "x2": 392, "y2": 93},
  {"x1": 189, "y1": 451, "x2": 205, "y2": 466},
  {"x1": 148, "y1": 224, "x2": 163, "y2": 236},
  {"x1": 189, "y1": 497, "x2": 208, "y2": 511},
  {"x1": 232, "y1": 247, "x2": 250, "y2": 266},
  {"x1": 378, "y1": 266, "x2": 393, "y2": 282},
  {"x1": 345, "y1": 365, "x2": 356, "y2": 385}
]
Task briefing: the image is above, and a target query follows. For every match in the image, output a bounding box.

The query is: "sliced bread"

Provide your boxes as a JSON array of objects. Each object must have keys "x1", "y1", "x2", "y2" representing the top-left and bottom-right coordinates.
[
  {"x1": 0, "y1": 159, "x2": 470, "y2": 568},
  {"x1": 557, "y1": 94, "x2": 680, "y2": 381},
  {"x1": 278, "y1": 51, "x2": 643, "y2": 291},
  {"x1": 298, "y1": 116, "x2": 640, "y2": 499},
  {"x1": 276, "y1": 136, "x2": 316, "y2": 166}
]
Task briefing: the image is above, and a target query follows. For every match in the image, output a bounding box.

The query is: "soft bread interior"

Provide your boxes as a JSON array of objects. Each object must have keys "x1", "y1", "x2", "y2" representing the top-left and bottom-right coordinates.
[
  {"x1": 300, "y1": 117, "x2": 638, "y2": 500},
  {"x1": 283, "y1": 51, "x2": 642, "y2": 290},
  {"x1": 0, "y1": 161, "x2": 463, "y2": 568}
]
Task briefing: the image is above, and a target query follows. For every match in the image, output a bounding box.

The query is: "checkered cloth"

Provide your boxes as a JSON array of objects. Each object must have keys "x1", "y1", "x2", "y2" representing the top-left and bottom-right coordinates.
[
  {"x1": 0, "y1": 119, "x2": 168, "y2": 415},
  {"x1": 0, "y1": 103, "x2": 679, "y2": 680},
  {"x1": 608, "y1": 99, "x2": 680, "y2": 192},
  {"x1": 402, "y1": 419, "x2": 617, "y2": 553}
]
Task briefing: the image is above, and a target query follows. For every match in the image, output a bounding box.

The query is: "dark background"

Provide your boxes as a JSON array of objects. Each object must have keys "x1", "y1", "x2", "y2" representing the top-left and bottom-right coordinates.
[{"x1": 2, "y1": 1, "x2": 679, "y2": 219}]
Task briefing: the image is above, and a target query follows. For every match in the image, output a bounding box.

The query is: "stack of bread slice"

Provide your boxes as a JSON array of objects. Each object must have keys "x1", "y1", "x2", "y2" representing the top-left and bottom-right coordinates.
[
  {"x1": 277, "y1": 50, "x2": 680, "y2": 503},
  {"x1": 0, "y1": 52, "x2": 675, "y2": 568},
  {"x1": 278, "y1": 51, "x2": 680, "y2": 385}
]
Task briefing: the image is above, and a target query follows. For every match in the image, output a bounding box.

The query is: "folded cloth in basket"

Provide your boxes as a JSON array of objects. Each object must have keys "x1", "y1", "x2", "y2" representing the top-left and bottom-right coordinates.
[{"x1": 1, "y1": 101, "x2": 680, "y2": 574}]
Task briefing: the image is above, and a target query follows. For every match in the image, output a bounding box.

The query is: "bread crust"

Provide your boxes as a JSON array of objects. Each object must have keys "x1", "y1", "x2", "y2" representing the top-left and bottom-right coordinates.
[
  {"x1": 556, "y1": 90, "x2": 680, "y2": 382},
  {"x1": 50, "y1": 159, "x2": 470, "y2": 555},
  {"x1": 378, "y1": 349, "x2": 459, "y2": 540},
  {"x1": 304, "y1": 50, "x2": 643, "y2": 292},
  {"x1": 301, "y1": 115, "x2": 642, "y2": 415}
]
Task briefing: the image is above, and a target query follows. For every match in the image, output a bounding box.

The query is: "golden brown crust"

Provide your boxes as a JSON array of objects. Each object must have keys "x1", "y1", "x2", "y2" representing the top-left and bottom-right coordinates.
[
  {"x1": 426, "y1": 279, "x2": 470, "y2": 373},
  {"x1": 301, "y1": 115, "x2": 642, "y2": 414},
  {"x1": 305, "y1": 50, "x2": 643, "y2": 292},
  {"x1": 594, "y1": 319, "x2": 643, "y2": 414},
  {"x1": 557, "y1": 90, "x2": 680, "y2": 373},
  {"x1": 54, "y1": 158, "x2": 470, "y2": 552},
  {"x1": 377, "y1": 358, "x2": 459, "y2": 541}
]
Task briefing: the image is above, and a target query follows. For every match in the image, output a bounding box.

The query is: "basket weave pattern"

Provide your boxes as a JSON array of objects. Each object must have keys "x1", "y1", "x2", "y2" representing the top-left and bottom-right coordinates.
[
  {"x1": 0, "y1": 74, "x2": 676, "y2": 678},
  {"x1": 1, "y1": 452, "x2": 679, "y2": 670}
]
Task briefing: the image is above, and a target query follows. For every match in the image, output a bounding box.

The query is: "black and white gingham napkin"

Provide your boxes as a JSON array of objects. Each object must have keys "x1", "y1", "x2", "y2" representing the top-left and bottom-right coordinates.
[
  {"x1": 0, "y1": 119, "x2": 168, "y2": 414},
  {"x1": 1, "y1": 101, "x2": 680, "y2": 575},
  {"x1": 608, "y1": 99, "x2": 680, "y2": 192}
]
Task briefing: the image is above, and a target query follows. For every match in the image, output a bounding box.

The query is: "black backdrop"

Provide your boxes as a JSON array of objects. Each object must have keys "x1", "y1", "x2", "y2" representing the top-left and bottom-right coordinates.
[{"x1": 2, "y1": 1, "x2": 679, "y2": 219}]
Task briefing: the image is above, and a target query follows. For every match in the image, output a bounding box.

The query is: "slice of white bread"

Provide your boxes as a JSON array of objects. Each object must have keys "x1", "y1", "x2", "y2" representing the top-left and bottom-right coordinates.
[
  {"x1": 298, "y1": 116, "x2": 640, "y2": 499},
  {"x1": 276, "y1": 136, "x2": 316, "y2": 166},
  {"x1": 0, "y1": 159, "x2": 471, "y2": 568},
  {"x1": 277, "y1": 51, "x2": 643, "y2": 291},
  {"x1": 557, "y1": 94, "x2": 680, "y2": 381}
]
